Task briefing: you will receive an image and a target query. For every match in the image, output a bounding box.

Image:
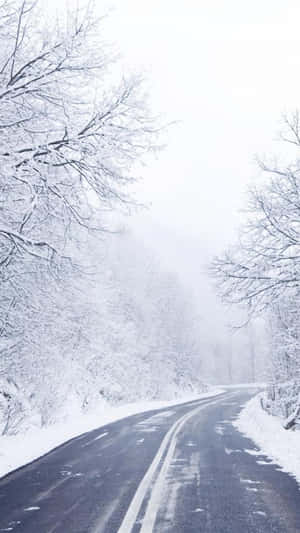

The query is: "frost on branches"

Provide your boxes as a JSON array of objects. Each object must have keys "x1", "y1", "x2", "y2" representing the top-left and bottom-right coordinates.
[
  {"x1": 0, "y1": 1, "x2": 205, "y2": 435},
  {"x1": 212, "y1": 112, "x2": 300, "y2": 426}
]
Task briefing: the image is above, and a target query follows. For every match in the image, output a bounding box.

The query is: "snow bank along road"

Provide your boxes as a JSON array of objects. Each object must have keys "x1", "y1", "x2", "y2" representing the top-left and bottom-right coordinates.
[{"x1": 0, "y1": 390, "x2": 299, "y2": 533}]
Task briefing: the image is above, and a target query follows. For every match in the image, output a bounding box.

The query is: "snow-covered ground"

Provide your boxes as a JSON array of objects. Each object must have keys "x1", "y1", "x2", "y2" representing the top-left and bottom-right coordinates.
[
  {"x1": 0, "y1": 389, "x2": 223, "y2": 480},
  {"x1": 234, "y1": 394, "x2": 300, "y2": 484},
  {"x1": 221, "y1": 382, "x2": 266, "y2": 389}
]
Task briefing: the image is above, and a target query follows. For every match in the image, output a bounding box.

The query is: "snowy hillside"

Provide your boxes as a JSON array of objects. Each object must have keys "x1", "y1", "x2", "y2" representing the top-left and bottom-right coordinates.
[{"x1": 0, "y1": 230, "x2": 206, "y2": 438}]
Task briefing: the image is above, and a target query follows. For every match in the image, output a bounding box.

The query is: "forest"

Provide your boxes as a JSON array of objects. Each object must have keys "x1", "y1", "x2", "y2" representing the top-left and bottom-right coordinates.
[
  {"x1": 1, "y1": 0, "x2": 298, "y2": 439},
  {"x1": 0, "y1": 0, "x2": 206, "y2": 435},
  {"x1": 212, "y1": 113, "x2": 300, "y2": 427}
]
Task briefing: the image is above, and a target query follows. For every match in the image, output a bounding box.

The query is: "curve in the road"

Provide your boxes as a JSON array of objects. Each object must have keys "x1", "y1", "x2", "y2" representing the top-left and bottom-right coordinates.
[{"x1": 118, "y1": 394, "x2": 229, "y2": 533}]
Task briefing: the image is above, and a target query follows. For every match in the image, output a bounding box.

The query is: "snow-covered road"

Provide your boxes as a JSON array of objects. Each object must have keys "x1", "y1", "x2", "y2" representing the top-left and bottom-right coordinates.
[{"x1": 0, "y1": 389, "x2": 299, "y2": 532}]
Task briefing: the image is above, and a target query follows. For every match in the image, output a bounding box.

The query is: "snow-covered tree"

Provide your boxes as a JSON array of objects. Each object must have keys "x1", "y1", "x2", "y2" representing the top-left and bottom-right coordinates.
[
  {"x1": 211, "y1": 113, "x2": 300, "y2": 421},
  {"x1": 0, "y1": 1, "x2": 207, "y2": 436},
  {"x1": 0, "y1": 0, "x2": 162, "y2": 432},
  {"x1": 0, "y1": 0, "x2": 159, "y2": 335}
]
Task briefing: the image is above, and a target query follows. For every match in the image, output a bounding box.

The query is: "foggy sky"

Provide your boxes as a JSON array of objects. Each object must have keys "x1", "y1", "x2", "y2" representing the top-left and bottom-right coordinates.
[
  {"x1": 44, "y1": 1, "x2": 300, "y2": 335},
  {"x1": 103, "y1": 1, "x2": 300, "y2": 331},
  {"x1": 106, "y1": 1, "x2": 300, "y2": 244}
]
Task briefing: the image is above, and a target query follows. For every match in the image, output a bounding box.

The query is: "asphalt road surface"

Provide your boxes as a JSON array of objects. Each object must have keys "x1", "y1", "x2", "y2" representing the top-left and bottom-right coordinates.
[{"x1": 0, "y1": 389, "x2": 299, "y2": 533}]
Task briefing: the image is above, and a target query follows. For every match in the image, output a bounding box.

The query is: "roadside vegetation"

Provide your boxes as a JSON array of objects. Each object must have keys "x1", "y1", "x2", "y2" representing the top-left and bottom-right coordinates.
[
  {"x1": 0, "y1": 0, "x2": 205, "y2": 436},
  {"x1": 212, "y1": 113, "x2": 300, "y2": 428}
]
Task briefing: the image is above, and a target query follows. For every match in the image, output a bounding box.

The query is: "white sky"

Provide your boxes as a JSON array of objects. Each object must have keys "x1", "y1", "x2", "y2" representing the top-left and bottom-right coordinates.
[
  {"x1": 102, "y1": 2, "x2": 300, "y2": 246},
  {"x1": 100, "y1": 1, "x2": 300, "y2": 330},
  {"x1": 44, "y1": 0, "x2": 300, "y2": 336}
]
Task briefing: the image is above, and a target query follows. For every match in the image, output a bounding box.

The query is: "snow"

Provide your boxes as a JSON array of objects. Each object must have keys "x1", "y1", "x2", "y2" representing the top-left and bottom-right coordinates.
[
  {"x1": 234, "y1": 394, "x2": 300, "y2": 484},
  {"x1": 0, "y1": 389, "x2": 223, "y2": 480},
  {"x1": 221, "y1": 382, "x2": 267, "y2": 389}
]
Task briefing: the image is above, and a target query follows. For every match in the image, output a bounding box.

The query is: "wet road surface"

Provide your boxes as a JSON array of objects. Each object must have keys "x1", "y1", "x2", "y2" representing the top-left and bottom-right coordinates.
[{"x1": 0, "y1": 389, "x2": 299, "y2": 532}]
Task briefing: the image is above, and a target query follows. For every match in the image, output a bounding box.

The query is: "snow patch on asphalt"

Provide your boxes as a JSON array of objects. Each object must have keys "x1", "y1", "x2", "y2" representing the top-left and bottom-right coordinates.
[
  {"x1": 0, "y1": 389, "x2": 224, "y2": 479},
  {"x1": 136, "y1": 410, "x2": 175, "y2": 426},
  {"x1": 234, "y1": 394, "x2": 300, "y2": 484},
  {"x1": 94, "y1": 431, "x2": 109, "y2": 442},
  {"x1": 244, "y1": 448, "x2": 260, "y2": 456},
  {"x1": 82, "y1": 431, "x2": 109, "y2": 447},
  {"x1": 225, "y1": 447, "x2": 241, "y2": 455},
  {"x1": 240, "y1": 478, "x2": 261, "y2": 484}
]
